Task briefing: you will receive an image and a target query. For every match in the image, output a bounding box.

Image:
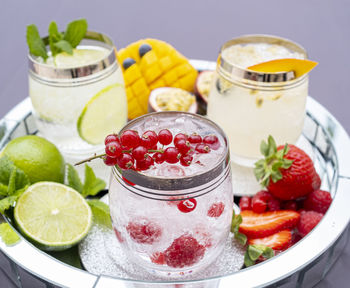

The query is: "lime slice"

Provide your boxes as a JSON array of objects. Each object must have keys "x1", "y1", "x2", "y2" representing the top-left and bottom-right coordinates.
[
  {"x1": 49, "y1": 49, "x2": 108, "y2": 68},
  {"x1": 14, "y1": 182, "x2": 92, "y2": 251},
  {"x1": 77, "y1": 84, "x2": 127, "y2": 145}
]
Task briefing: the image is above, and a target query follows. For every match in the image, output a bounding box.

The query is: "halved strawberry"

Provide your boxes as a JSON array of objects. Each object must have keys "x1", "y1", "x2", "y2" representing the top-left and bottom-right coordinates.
[
  {"x1": 239, "y1": 210, "x2": 300, "y2": 239},
  {"x1": 248, "y1": 230, "x2": 292, "y2": 250}
]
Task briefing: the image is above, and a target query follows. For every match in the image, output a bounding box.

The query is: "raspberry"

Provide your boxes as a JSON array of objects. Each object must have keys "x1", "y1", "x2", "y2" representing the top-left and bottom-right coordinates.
[
  {"x1": 252, "y1": 191, "x2": 271, "y2": 213},
  {"x1": 282, "y1": 200, "x2": 298, "y2": 211},
  {"x1": 126, "y1": 219, "x2": 162, "y2": 244},
  {"x1": 303, "y1": 190, "x2": 332, "y2": 214},
  {"x1": 164, "y1": 235, "x2": 205, "y2": 268},
  {"x1": 267, "y1": 197, "x2": 281, "y2": 211},
  {"x1": 239, "y1": 196, "x2": 251, "y2": 211},
  {"x1": 297, "y1": 211, "x2": 323, "y2": 237},
  {"x1": 207, "y1": 202, "x2": 225, "y2": 218}
]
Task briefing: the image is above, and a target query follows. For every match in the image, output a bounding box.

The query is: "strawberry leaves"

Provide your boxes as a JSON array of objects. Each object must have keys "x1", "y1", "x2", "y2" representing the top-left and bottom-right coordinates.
[
  {"x1": 244, "y1": 244, "x2": 274, "y2": 267},
  {"x1": 254, "y1": 135, "x2": 293, "y2": 187}
]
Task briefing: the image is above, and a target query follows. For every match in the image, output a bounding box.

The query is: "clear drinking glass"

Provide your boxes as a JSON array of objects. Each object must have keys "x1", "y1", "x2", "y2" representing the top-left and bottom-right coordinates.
[
  {"x1": 28, "y1": 31, "x2": 127, "y2": 180},
  {"x1": 108, "y1": 112, "x2": 233, "y2": 277},
  {"x1": 207, "y1": 35, "x2": 309, "y2": 166}
]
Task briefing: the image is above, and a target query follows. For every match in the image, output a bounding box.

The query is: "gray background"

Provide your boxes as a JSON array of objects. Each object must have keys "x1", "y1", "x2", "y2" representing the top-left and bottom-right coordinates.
[{"x1": 0, "y1": 0, "x2": 350, "y2": 287}]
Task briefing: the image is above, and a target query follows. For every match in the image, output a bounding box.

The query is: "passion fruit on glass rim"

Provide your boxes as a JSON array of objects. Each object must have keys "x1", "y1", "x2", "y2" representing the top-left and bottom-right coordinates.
[
  {"x1": 194, "y1": 70, "x2": 214, "y2": 115},
  {"x1": 148, "y1": 87, "x2": 197, "y2": 114}
]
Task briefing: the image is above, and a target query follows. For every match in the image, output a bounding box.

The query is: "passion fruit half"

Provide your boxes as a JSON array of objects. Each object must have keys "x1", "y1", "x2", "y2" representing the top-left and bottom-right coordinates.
[
  {"x1": 148, "y1": 87, "x2": 197, "y2": 113},
  {"x1": 194, "y1": 70, "x2": 214, "y2": 115}
]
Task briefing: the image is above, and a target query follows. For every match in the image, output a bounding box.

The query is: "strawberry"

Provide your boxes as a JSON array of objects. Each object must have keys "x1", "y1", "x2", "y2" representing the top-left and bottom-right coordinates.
[
  {"x1": 248, "y1": 230, "x2": 292, "y2": 251},
  {"x1": 254, "y1": 136, "x2": 321, "y2": 200},
  {"x1": 239, "y1": 210, "x2": 300, "y2": 239}
]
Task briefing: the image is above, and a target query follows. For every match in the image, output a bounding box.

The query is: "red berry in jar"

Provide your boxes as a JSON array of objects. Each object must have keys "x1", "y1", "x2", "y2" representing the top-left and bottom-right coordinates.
[
  {"x1": 105, "y1": 141, "x2": 122, "y2": 158},
  {"x1": 120, "y1": 130, "x2": 140, "y2": 149},
  {"x1": 126, "y1": 219, "x2": 162, "y2": 244},
  {"x1": 140, "y1": 130, "x2": 158, "y2": 149},
  {"x1": 203, "y1": 135, "x2": 220, "y2": 150},
  {"x1": 132, "y1": 146, "x2": 149, "y2": 161},
  {"x1": 195, "y1": 143, "x2": 211, "y2": 154},
  {"x1": 158, "y1": 129, "x2": 173, "y2": 146},
  {"x1": 163, "y1": 235, "x2": 205, "y2": 268},
  {"x1": 180, "y1": 155, "x2": 193, "y2": 167},
  {"x1": 153, "y1": 152, "x2": 165, "y2": 164},
  {"x1": 207, "y1": 202, "x2": 225, "y2": 218},
  {"x1": 177, "y1": 198, "x2": 197, "y2": 213},
  {"x1": 164, "y1": 147, "x2": 181, "y2": 164},
  {"x1": 105, "y1": 134, "x2": 119, "y2": 145},
  {"x1": 136, "y1": 155, "x2": 154, "y2": 170},
  {"x1": 303, "y1": 190, "x2": 332, "y2": 214},
  {"x1": 103, "y1": 155, "x2": 118, "y2": 166},
  {"x1": 252, "y1": 191, "x2": 271, "y2": 213},
  {"x1": 175, "y1": 139, "x2": 191, "y2": 154},
  {"x1": 188, "y1": 133, "x2": 202, "y2": 144},
  {"x1": 174, "y1": 133, "x2": 188, "y2": 145}
]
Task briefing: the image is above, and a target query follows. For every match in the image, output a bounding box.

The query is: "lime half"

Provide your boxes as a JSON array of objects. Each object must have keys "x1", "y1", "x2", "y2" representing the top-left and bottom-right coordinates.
[
  {"x1": 77, "y1": 84, "x2": 127, "y2": 145},
  {"x1": 14, "y1": 182, "x2": 92, "y2": 251}
]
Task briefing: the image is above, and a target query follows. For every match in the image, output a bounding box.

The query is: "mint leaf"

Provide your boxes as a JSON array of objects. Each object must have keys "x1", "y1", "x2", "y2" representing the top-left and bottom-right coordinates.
[
  {"x1": 26, "y1": 24, "x2": 48, "y2": 60},
  {"x1": 54, "y1": 40, "x2": 73, "y2": 55},
  {"x1": 67, "y1": 164, "x2": 83, "y2": 194},
  {"x1": 0, "y1": 156, "x2": 30, "y2": 191},
  {"x1": 48, "y1": 21, "x2": 63, "y2": 57},
  {"x1": 0, "y1": 223, "x2": 20, "y2": 246},
  {"x1": 82, "y1": 165, "x2": 106, "y2": 197},
  {"x1": 63, "y1": 19, "x2": 87, "y2": 48},
  {"x1": 7, "y1": 169, "x2": 16, "y2": 195},
  {"x1": 0, "y1": 196, "x2": 17, "y2": 214},
  {"x1": 88, "y1": 200, "x2": 112, "y2": 228}
]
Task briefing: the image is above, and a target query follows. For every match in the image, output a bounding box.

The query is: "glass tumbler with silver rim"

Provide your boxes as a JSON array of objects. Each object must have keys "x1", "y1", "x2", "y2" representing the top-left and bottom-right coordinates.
[
  {"x1": 109, "y1": 112, "x2": 233, "y2": 277},
  {"x1": 207, "y1": 34, "x2": 310, "y2": 166}
]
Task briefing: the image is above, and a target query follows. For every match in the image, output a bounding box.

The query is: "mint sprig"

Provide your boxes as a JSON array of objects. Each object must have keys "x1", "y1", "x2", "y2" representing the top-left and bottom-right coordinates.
[
  {"x1": 87, "y1": 200, "x2": 112, "y2": 229},
  {"x1": 26, "y1": 19, "x2": 88, "y2": 61},
  {"x1": 244, "y1": 244, "x2": 274, "y2": 267},
  {"x1": 66, "y1": 164, "x2": 106, "y2": 198},
  {"x1": 254, "y1": 135, "x2": 293, "y2": 188}
]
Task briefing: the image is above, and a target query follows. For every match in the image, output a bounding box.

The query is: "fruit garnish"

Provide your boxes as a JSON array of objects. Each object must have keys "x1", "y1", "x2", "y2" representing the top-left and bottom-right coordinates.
[
  {"x1": 207, "y1": 202, "x2": 225, "y2": 218},
  {"x1": 188, "y1": 133, "x2": 202, "y2": 144},
  {"x1": 303, "y1": 190, "x2": 332, "y2": 214},
  {"x1": 148, "y1": 87, "x2": 197, "y2": 113},
  {"x1": 14, "y1": 182, "x2": 92, "y2": 251},
  {"x1": 194, "y1": 71, "x2": 214, "y2": 103},
  {"x1": 158, "y1": 129, "x2": 173, "y2": 145},
  {"x1": 248, "y1": 230, "x2": 292, "y2": 251},
  {"x1": 26, "y1": 19, "x2": 88, "y2": 61},
  {"x1": 126, "y1": 219, "x2": 162, "y2": 244},
  {"x1": 195, "y1": 143, "x2": 211, "y2": 153},
  {"x1": 77, "y1": 84, "x2": 127, "y2": 145},
  {"x1": 239, "y1": 196, "x2": 252, "y2": 211},
  {"x1": 141, "y1": 131, "x2": 158, "y2": 149},
  {"x1": 282, "y1": 200, "x2": 298, "y2": 211},
  {"x1": 297, "y1": 211, "x2": 323, "y2": 237},
  {"x1": 177, "y1": 198, "x2": 197, "y2": 213},
  {"x1": 239, "y1": 210, "x2": 300, "y2": 239},
  {"x1": 244, "y1": 244, "x2": 274, "y2": 267},
  {"x1": 117, "y1": 39, "x2": 198, "y2": 119},
  {"x1": 203, "y1": 135, "x2": 220, "y2": 150},
  {"x1": 254, "y1": 135, "x2": 321, "y2": 200},
  {"x1": 163, "y1": 235, "x2": 205, "y2": 268},
  {"x1": 247, "y1": 58, "x2": 318, "y2": 78}
]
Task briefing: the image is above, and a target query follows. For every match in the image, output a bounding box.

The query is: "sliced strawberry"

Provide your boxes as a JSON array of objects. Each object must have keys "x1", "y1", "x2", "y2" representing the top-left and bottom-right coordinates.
[
  {"x1": 239, "y1": 210, "x2": 300, "y2": 239},
  {"x1": 248, "y1": 230, "x2": 292, "y2": 250}
]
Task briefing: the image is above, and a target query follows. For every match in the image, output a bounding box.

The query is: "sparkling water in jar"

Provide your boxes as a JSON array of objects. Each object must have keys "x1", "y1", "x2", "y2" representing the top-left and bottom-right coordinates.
[
  {"x1": 108, "y1": 112, "x2": 233, "y2": 277},
  {"x1": 207, "y1": 35, "x2": 309, "y2": 166}
]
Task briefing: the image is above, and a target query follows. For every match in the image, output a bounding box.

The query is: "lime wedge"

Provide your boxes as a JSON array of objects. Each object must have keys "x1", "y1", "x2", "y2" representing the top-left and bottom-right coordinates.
[
  {"x1": 14, "y1": 182, "x2": 92, "y2": 251},
  {"x1": 50, "y1": 49, "x2": 108, "y2": 68},
  {"x1": 77, "y1": 84, "x2": 127, "y2": 145}
]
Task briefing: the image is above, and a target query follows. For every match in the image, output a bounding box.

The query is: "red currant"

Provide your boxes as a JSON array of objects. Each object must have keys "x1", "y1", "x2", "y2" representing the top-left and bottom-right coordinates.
[
  {"x1": 141, "y1": 130, "x2": 158, "y2": 149},
  {"x1": 251, "y1": 191, "x2": 271, "y2": 213},
  {"x1": 177, "y1": 198, "x2": 197, "y2": 213},
  {"x1": 103, "y1": 155, "x2": 118, "y2": 166},
  {"x1": 180, "y1": 155, "x2": 193, "y2": 166},
  {"x1": 136, "y1": 155, "x2": 154, "y2": 170},
  {"x1": 203, "y1": 135, "x2": 220, "y2": 150},
  {"x1": 117, "y1": 153, "x2": 135, "y2": 170},
  {"x1": 153, "y1": 152, "x2": 165, "y2": 164},
  {"x1": 174, "y1": 133, "x2": 188, "y2": 145},
  {"x1": 195, "y1": 143, "x2": 211, "y2": 154},
  {"x1": 158, "y1": 129, "x2": 173, "y2": 146},
  {"x1": 105, "y1": 134, "x2": 119, "y2": 145},
  {"x1": 164, "y1": 147, "x2": 181, "y2": 164},
  {"x1": 120, "y1": 130, "x2": 140, "y2": 149},
  {"x1": 188, "y1": 133, "x2": 202, "y2": 144},
  {"x1": 175, "y1": 139, "x2": 191, "y2": 154},
  {"x1": 105, "y1": 141, "x2": 122, "y2": 158},
  {"x1": 132, "y1": 146, "x2": 148, "y2": 161}
]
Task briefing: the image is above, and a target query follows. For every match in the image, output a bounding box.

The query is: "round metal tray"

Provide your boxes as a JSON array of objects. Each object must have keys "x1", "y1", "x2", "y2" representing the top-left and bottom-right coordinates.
[{"x1": 0, "y1": 60, "x2": 350, "y2": 288}]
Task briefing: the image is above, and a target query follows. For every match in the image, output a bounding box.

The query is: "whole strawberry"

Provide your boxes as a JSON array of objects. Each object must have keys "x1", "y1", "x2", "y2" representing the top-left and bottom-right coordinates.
[{"x1": 254, "y1": 136, "x2": 321, "y2": 200}]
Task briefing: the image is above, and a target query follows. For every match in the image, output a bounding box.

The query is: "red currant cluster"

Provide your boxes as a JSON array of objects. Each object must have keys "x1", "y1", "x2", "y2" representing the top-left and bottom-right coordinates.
[{"x1": 103, "y1": 129, "x2": 220, "y2": 171}]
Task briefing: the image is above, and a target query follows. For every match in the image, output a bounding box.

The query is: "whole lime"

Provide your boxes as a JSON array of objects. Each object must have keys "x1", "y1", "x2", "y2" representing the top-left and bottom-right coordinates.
[{"x1": 3, "y1": 135, "x2": 65, "y2": 183}]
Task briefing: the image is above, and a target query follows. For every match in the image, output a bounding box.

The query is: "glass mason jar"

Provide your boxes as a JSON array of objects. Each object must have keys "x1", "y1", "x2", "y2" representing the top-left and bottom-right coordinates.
[
  {"x1": 109, "y1": 112, "x2": 233, "y2": 277},
  {"x1": 28, "y1": 31, "x2": 127, "y2": 156},
  {"x1": 207, "y1": 35, "x2": 308, "y2": 166}
]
